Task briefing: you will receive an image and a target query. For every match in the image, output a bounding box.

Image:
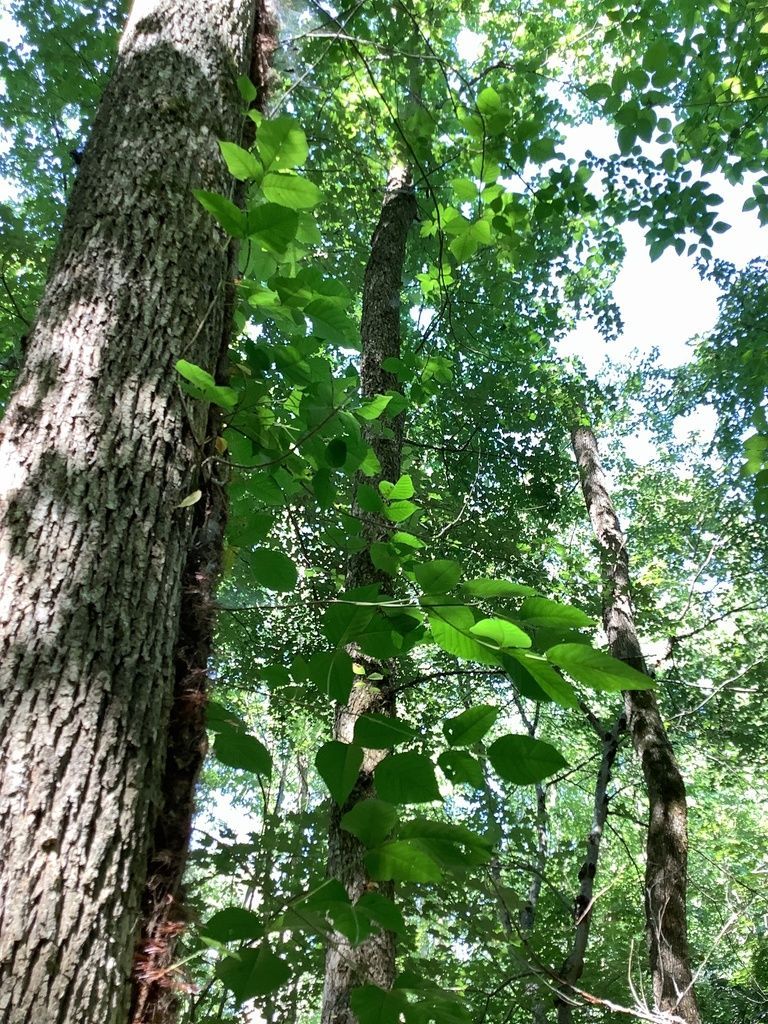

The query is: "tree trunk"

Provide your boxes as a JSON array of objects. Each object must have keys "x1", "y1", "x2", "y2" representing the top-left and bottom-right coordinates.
[
  {"x1": 570, "y1": 424, "x2": 701, "y2": 1024},
  {"x1": 321, "y1": 163, "x2": 417, "y2": 1024},
  {"x1": 0, "y1": 3, "x2": 259, "y2": 1022},
  {"x1": 556, "y1": 710, "x2": 625, "y2": 1023}
]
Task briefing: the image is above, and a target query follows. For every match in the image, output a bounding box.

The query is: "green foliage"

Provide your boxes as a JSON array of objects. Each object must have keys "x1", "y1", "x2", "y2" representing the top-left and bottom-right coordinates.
[{"x1": 4, "y1": 1, "x2": 768, "y2": 1021}]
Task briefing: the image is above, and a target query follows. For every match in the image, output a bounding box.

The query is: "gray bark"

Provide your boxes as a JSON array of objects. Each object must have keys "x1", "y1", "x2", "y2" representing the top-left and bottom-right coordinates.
[
  {"x1": 570, "y1": 424, "x2": 701, "y2": 1024},
  {"x1": 321, "y1": 163, "x2": 417, "y2": 1024},
  {"x1": 0, "y1": 2, "x2": 258, "y2": 1021}
]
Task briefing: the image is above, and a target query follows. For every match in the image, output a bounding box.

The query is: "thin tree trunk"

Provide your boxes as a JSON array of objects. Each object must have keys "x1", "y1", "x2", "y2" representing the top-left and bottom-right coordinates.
[
  {"x1": 0, "y1": 3, "x2": 260, "y2": 1022},
  {"x1": 570, "y1": 424, "x2": 701, "y2": 1023},
  {"x1": 321, "y1": 163, "x2": 417, "y2": 1024},
  {"x1": 556, "y1": 709, "x2": 625, "y2": 1023}
]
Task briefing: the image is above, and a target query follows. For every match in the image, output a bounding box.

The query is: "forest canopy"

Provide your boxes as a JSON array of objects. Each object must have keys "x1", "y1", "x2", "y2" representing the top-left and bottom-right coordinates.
[{"x1": 0, "y1": 2, "x2": 766, "y2": 1024}]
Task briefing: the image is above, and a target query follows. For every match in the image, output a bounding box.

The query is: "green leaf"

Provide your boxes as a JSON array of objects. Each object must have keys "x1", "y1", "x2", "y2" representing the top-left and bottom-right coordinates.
[
  {"x1": 374, "y1": 752, "x2": 442, "y2": 804},
  {"x1": 399, "y1": 819, "x2": 494, "y2": 867},
  {"x1": 236, "y1": 74, "x2": 258, "y2": 104},
  {"x1": 193, "y1": 189, "x2": 246, "y2": 237},
  {"x1": 488, "y1": 734, "x2": 568, "y2": 784},
  {"x1": 385, "y1": 499, "x2": 418, "y2": 523},
  {"x1": 365, "y1": 841, "x2": 443, "y2": 882},
  {"x1": 216, "y1": 943, "x2": 290, "y2": 1001},
  {"x1": 358, "y1": 394, "x2": 394, "y2": 421},
  {"x1": 257, "y1": 116, "x2": 309, "y2": 169},
  {"x1": 175, "y1": 358, "x2": 216, "y2": 391},
  {"x1": 462, "y1": 578, "x2": 537, "y2": 599},
  {"x1": 519, "y1": 597, "x2": 593, "y2": 628},
  {"x1": 470, "y1": 618, "x2": 531, "y2": 649},
  {"x1": 341, "y1": 799, "x2": 399, "y2": 847},
  {"x1": 415, "y1": 559, "x2": 462, "y2": 594},
  {"x1": 546, "y1": 644, "x2": 655, "y2": 692},
  {"x1": 427, "y1": 602, "x2": 502, "y2": 665},
  {"x1": 506, "y1": 652, "x2": 579, "y2": 708},
  {"x1": 201, "y1": 907, "x2": 263, "y2": 943},
  {"x1": 380, "y1": 474, "x2": 415, "y2": 500},
  {"x1": 325, "y1": 437, "x2": 348, "y2": 468},
  {"x1": 443, "y1": 704, "x2": 499, "y2": 746},
  {"x1": 249, "y1": 547, "x2": 297, "y2": 592},
  {"x1": 437, "y1": 749, "x2": 484, "y2": 788},
  {"x1": 213, "y1": 731, "x2": 272, "y2": 776},
  {"x1": 246, "y1": 203, "x2": 299, "y2": 255},
  {"x1": 326, "y1": 902, "x2": 376, "y2": 946},
  {"x1": 262, "y1": 171, "x2": 321, "y2": 209},
  {"x1": 350, "y1": 985, "x2": 407, "y2": 1024},
  {"x1": 356, "y1": 891, "x2": 407, "y2": 935},
  {"x1": 316, "y1": 741, "x2": 363, "y2": 804},
  {"x1": 219, "y1": 140, "x2": 262, "y2": 181},
  {"x1": 353, "y1": 714, "x2": 419, "y2": 749},
  {"x1": 304, "y1": 649, "x2": 354, "y2": 703},
  {"x1": 477, "y1": 86, "x2": 501, "y2": 114}
]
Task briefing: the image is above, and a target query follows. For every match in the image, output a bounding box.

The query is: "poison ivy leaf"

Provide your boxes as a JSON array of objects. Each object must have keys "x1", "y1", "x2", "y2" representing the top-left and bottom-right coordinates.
[
  {"x1": 249, "y1": 547, "x2": 297, "y2": 592},
  {"x1": 437, "y1": 749, "x2": 484, "y2": 788},
  {"x1": 193, "y1": 189, "x2": 246, "y2": 237},
  {"x1": 506, "y1": 652, "x2": 578, "y2": 708},
  {"x1": 201, "y1": 907, "x2": 263, "y2": 943},
  {"x1": 414, "y1": 559, "x2": 462, "y2": 594},
  {"x1": 365, "y1": 840, "x2": 443, "y2": 882},
  {"x1": 488, "y1": 734, "x2": 568, "y2": 784},
  {"x1": 246, "y1": 202, "x2": 299, "y2": 255},
  {"x1": 356, "y1": 891, "x2": 407, "y2": 935},
  {"x1": 175, "y1": 359, "x2": 238, "y2": 409},
  {"x1": 399, "y1": 819, "x2": 494, "y2": 867},
  {"x1": 316, "y1": 741, "x2": 363, "y2": 804},
  {"x1": 427, "y1": 602, "x2": 502, "y2": 666},
  {"x1": 214, "y1": 731, "x2": 272, "y2": 776},
  {"x1": 470, "y1": 618, "x2": 531, "y2": 649},
  {"x1": 353, "y1": 714, "x2": 420, "y2": 749},
  {"x1": 257, "y1": 116, "x2": 309, "y2": 169},
  {"x1": 219, "y1": 140, "x2": 262, "y2": 181},
  {"x1": 374, "y1": 752, "x2": 441, "y2": 804},
  {"x1": 443, "y1": 704, "x2": 499, "y2": 747},
  {"x1": 325, "y1": 438, "x2": 348, "y2": 468},
  {"x1": 216, "y1": 943, "x2": 290, "y2": 1001},
  {"x1": 380, "y1": 474, "x2": 415, "y2": 500},
  {"x1": 350, "y1": 985, "x2": 407, "y2": 1024},
  {"x1": 546, "y1": 644, "x2": 655, "y2": 692},
  {"x1": 519, "y1": 596, "x2": 593, "y2": 628},
  {"x1": 236, "y1": 74, "x2": 258, "y2": 104},
  {"x1": 262, "y1": 171, "x2": 321, "y2": 209},
  {"x1": 385, "y1": 500, "x2": 418, "y2": 523},
  {"x1": 326, "y1": 902, "x2": 375, "y2": 946},
  {"x1": 462, "y1": 578, "x2": 537, "y2": 599},
  {"x1": 341, "y1": 799, "x2": 399, "y2": 847},
  {"x1": 305, "y1": 649, "x2": 354, "y2": 703},
  {"x1": 358, "y1": 394, "x2": 393, "y2": 420}
]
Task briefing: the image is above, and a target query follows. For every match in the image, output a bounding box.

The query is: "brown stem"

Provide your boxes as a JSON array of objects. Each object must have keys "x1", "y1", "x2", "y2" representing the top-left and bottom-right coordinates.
[
  {"x1": 570, "y1": 423, "x2": 701, "y2": 1024},
  {"x1": 321, "y1": 163, "x2": 417, "y2": 1024}
]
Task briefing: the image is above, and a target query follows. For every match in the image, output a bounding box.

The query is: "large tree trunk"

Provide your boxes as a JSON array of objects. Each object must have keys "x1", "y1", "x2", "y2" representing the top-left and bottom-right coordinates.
[
  {"x1": 321, "y1": 163, "x2": 417, "y2": 1024},
  {"x1": 0, "y1": 3, "x2": 259, "y2": 1022},
  {"x1": 570, "y1": 425, "x2": 701, "y2": 1024}
]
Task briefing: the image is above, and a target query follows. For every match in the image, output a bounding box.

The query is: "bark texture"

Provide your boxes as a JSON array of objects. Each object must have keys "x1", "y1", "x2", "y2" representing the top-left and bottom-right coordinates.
[
  {"x1": 556, "y1": 711, "x2": 625, "y2": 1023},
  {"x1": 321, "y1": 163, "x2": 417, "y2": 1024},
  {"x1": 0, "y1": 2, "x2": 258, "y2": 1021},
  {"x1": 570, "y1": 425, "x2": 700, "y2": 1023}
]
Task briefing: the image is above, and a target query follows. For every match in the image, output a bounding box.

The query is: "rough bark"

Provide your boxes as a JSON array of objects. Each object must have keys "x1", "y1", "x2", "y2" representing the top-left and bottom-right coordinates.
[
  {"x1": 321, "y1": 163, "x2": 417, "y2": 1024},
  {"x1": 0, "y1": 2, "x2": 258, "y2": 1022},
  {"x1": 570, "y1": 424, "x2": 701, "y2": 1023},
  {"x1": 130, "y1": 5, "x2": 278, "y2": 1021},
  {"x1": 556, "y1": 710, "x2": 625, "y2": 1024}
]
